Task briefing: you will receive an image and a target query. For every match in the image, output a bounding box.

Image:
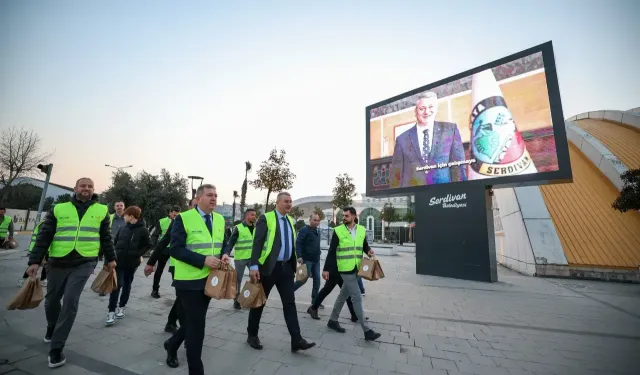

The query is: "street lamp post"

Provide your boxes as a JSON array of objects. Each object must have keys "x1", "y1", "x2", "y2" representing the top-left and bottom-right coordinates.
[
  {"x1": 187, "y1": 175, "x2": 204, "y2": 199},
  {"x1": 105, "y1": 164, "x2": 133, "y2": 171}
]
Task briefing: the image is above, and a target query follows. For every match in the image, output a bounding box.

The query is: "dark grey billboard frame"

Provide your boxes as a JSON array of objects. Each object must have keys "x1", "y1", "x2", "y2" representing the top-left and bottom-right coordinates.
[{"x1": 365, "y1": 41, "x2": 572, "y2": 282}]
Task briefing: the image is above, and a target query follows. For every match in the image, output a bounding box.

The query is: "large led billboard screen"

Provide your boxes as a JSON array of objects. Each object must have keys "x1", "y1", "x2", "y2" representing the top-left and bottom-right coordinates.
[{"x1": 366, "y1": 41, "x2": 571, "y2": 195}]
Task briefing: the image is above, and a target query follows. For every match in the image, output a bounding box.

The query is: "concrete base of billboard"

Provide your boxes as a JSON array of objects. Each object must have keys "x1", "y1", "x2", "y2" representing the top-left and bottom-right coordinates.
[
  {"x1": 370, "y1": 245, "x2": 398, "y2": 256},
  {"x1": 394, "y1": 244, "x2": 416, "y2": 253},
  {"x1": 414, "y1": 185, "x2": 498, "y2": 283}
]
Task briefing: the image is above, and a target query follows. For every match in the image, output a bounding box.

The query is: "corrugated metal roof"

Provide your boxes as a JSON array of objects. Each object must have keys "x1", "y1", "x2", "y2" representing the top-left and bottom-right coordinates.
[
  {"x1": 574, "y1": 119, "x2": 640, "y2": 168},
  {"x1": 539, "y1": 144, "x2": 640, "y2": 269}
]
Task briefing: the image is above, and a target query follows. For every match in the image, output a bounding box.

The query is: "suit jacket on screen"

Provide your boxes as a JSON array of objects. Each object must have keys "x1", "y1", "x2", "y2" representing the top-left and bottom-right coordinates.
[{"x1": 390, "y1": 122, "x2": 467, "y2": 187}]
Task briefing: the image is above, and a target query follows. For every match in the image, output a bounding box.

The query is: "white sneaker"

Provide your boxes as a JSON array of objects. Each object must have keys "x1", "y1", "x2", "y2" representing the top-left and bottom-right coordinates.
[
  {"x1": 105, "y1": 312, "x2": 116, "y2": 326},
  {"x1": 115, "y1": 307, "x2": 126, "y2": 319},
  {"x1": 41, "y1": 279, "x2": 48, "y2": 287}
]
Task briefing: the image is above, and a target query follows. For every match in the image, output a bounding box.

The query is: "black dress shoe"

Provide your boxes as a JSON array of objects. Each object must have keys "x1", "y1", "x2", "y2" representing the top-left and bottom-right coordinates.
[
  {"x1": 151, "y1": 290, "x2": 160, "y2": 299},
  {"x1": 327, "y1": 320, "x2": 346, "y2": 333},
  {"x1": 291, "y1": 338, "x2": 316, "y2": 352},
  {"x1": 247, "y1": 336, "x2": 263, "y2": 350},
  {"x1": 164, "y1": 322, "x2": 178, "y2": 334},
  {"x1": 233, "y1": 300, "x2": 241, "y2": 310},
  {"x1": 164, "y1": 340, "x2": 179, "y2": 368},
  {"x1": 307, "y1": 307, "x2": 320, "y2": 320},
  {"x1": 364, "y1": 329, "x2": 382, "y2": 341}
]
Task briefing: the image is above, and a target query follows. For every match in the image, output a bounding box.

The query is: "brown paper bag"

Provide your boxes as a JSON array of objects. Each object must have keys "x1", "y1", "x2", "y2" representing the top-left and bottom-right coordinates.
[
  {"x1": 358, "y1": 257, "x2": 376, "y2": 280},
  {"x1": 224, "y1": 264, "x2": 238, "y2": 299},
  {"x1": 295, "y1": 262, "x2": 308, "y2": 283},
  {"x1": 91, "y1": 268, "x2": 117, "y2": 294},
  {"x1": 205, "y1": 265, "x2": 229, "y2": 299},
  {"x1": 372, "y1": 259, "x2": 385, "y2": 280},
  {"x1": 7, "y1": 277, "x2": 44, "y2": 310},
  {"x1": 238, "y1": 281, "x2": 266, "y2": 308}
]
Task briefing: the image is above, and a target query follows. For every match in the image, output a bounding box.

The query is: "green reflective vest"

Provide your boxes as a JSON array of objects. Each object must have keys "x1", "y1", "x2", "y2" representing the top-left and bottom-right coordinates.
[
  {"x1": 233, "y1": 223, "x2": 254, "y2": 260},
  {"x1": 173, "y1": 208, "x2": 225, "y2": 281},
  {"x1": 50, "y1": 202, "x2": 108, "y2": 258},
  {"x1": 29, "y1": 221, "x2": 45, "y2": 252},
  {"x1": 0, "y1": 215, "x2": 12, "y2": 237},
  {"x1": 333, "y1": 224, "x2": 366, "y2": 273},
  {"x1": 258, "y1": 211, "x2": 297, "y2": 265},
  {"x1": 109, "y1": 213, "x2": 114, "y2": 225},
  {"x1": 159, "y1": 217, "x2": 171, "y2": 247}
]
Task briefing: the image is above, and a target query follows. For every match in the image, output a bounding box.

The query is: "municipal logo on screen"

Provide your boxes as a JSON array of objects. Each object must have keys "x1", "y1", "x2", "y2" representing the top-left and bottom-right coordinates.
[{"x1": 429, "y1": 194, "x2": 467, "y2": 208}]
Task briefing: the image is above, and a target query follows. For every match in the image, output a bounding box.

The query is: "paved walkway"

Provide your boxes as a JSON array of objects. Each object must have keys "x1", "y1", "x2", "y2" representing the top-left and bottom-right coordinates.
[{"x1": 0, "y1": 247, "x2": 639, "y2": 375}]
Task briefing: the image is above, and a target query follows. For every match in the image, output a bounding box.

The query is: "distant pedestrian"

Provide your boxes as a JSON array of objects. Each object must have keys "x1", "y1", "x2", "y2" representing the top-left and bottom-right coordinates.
[
  {"x1": 293, "y1": 213, "x2": 322, "y2": 307},
  {"x1": 105, "y1": 206, "x2": 150, "y2": 326},
  {"x1": 26, "y1": 177, "x2": 116, "y2": 369}
]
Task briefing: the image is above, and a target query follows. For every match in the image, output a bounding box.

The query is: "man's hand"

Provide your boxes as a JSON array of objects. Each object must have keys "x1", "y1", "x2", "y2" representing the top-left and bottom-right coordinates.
[
  {"x1": 322, "y1": 271, "x2": 329, "y2": 281},
  {"x1": 297, "y1": 257, "x2": 303, "y2": 264},
  {"x1": 249, "y1": 269, "x2": 260, "y2": 282},
  {"x1": 204, "y1": 256, "x2": 221, "y2": 269},
  {"x1": 368, "y1": 250, "x2": 375, "y2": 257},
  {"x1": 106, "y1": 261, "x2": 117, "y2": 272},
  {"x1": 26, "y1": 264, "x2": 40, "y2": 278},
  {"x1": 144, "y1": 265, "x2": 154, "y2": 277},
  {"x1": 221, "y1": 254, "x2": 231, "y2": 264}
]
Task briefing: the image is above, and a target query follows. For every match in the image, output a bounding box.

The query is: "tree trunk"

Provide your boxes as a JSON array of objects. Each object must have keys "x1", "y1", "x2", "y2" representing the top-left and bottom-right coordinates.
[{"x1": 265, "y1": 189, "x2": 271, "y2": 208}]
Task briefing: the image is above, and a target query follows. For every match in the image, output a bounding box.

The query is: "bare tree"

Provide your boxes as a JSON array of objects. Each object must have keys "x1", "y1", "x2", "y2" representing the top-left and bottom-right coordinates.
[{"x1": 0, "y1": 127, "x2": 53, "y2": 195}]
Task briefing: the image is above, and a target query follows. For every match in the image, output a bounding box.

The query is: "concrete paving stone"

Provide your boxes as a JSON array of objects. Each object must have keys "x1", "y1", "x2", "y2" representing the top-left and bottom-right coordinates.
[
  {"x1": 467, "y1": 354, "x2": 496, "y2": 366},
  {"x1": 394, "y1": 362, "x2": 422, "y2": 375},
  {"x1": 251, "y1": 359, "x2": 282, "y2": 375},
  {"x1": 435, "y1": 344, "x2": 481, "y2": 356},
  {"x1": 124, "y1": 358, "x2": 164, "y2": 374},
  {"x1": 0, "y1": 365, "x2": 15, "y2": 374},
  {"x1": 477, "y1": 347, "x2": 506, "y2": 358},
  {"x1": 457, "y1": 362, "x2": 510, "y2": 375},
  {"x1": 399, "y1": 345, "x2": 422, "y2": 357},
  {"x1": 421, "y1": 347, "x2": 448, "y2": 360},
  {"x1": 370, "y1": 355, "x2": 398, "y2": 371},
  {"x1": 393, "y1": 336, "x2": 415, "y2": 346},
  {"x1": 324, "y1": 350, "x2": 373, "y2": 367},
  {"x1": 443, "y1": 352, "x2": 471, "y2": 363},
  {"x1": 430, "y1": 358, "x2": 457, "y2": 372}
]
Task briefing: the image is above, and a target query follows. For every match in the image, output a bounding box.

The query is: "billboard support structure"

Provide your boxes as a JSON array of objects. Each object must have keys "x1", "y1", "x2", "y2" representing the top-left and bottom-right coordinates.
[{"x1": 414, "y1": 184, "x2": 497, "y2": 282}]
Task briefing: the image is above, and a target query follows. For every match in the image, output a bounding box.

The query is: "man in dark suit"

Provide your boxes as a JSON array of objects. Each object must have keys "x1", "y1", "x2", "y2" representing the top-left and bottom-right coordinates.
[
  {"x1": 390, "y1": 92, "x2": 467, "y2": 187},
  {"x1": 246, "y1": 192, "x2": 316, "y2": 352}
]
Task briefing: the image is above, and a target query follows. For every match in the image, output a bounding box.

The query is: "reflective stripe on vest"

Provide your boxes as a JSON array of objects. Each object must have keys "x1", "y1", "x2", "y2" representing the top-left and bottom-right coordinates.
[
  {"x1": 258, "y1": 211, "x2": 297, "y2": 265},
  {"x1": 233, "y1": 223, "x2": 254, "y2": 260},
  {"x1": 29, "y1": 221, "x2": 44, "y2": 252},
  {"x1": 0, "y1": 215, "x2": 11, "y2": 237},
  {"x1": 173, "y1": 209, "x2": 225, "y2": 281},
  {"x1": 49, "y1": 202, "x2": 108, "y2": 258},
  {"x1": 334, "y1": 224, "x2": 366, "y2": 272}
]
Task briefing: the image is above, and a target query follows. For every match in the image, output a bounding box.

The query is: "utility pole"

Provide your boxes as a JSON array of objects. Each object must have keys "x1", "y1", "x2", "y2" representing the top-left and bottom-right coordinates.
[
  {"x1": 105, "y1": 164, "x2": 133, "y2": 171},
  {"x1": 187, "y1": 176, "x2": 204, "y2": 200},
  {"x1": 35, "y1": 163, "x2": 53, "y2": 225}
]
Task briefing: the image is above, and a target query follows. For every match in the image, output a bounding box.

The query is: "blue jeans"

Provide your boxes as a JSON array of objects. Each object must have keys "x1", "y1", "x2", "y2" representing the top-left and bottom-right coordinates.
[
  {"x1": 293, "y1": 260, "x2": 321, "y2": 302},
  {"x1": 108, "y1": 265, "x2": 137, "y2": 312}
]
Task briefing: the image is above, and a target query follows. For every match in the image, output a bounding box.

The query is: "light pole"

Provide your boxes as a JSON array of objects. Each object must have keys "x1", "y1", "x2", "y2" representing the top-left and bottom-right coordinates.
[
  {"x1": 187, "y1": 175, "x2": 204, "y2": 199},
  {"x1": 34, "y1": 164, "x2": 53, "y2": 225}
]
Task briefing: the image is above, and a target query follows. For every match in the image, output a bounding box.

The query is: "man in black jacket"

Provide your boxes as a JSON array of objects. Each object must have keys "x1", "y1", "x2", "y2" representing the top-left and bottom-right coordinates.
[
  {"x1": 25, "y1": 177, "x2": 116, "y2": 369},
  {"x1": 246, "y1": 192, "x2": 315, "y2": 352},
  {"x1": 145, "y1": 199, "x2": 197, "y2": 334},
  {"x1": 293, "y1": 213, "x2": 322, "y2": 305}
]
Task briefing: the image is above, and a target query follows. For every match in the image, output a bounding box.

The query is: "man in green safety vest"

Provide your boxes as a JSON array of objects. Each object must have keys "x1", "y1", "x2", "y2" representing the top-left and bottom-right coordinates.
[
  {"x1": 149, "y1": 206, "x2": 181, "y2": 299},
  {"x1": 222, "y1": 208, "x2": 257, "y2": 310},
  {"x1": 0, "y1": 207, "x2": 15, "y2": 248},
  {"x1": 163, "y1": 184, "x2": 230, "y2": 373},
  {"x1": 25, "y1": 177, "x2": 116, "y2": 369},
  {"x1": 323, "y1": 206, "x2": 381, "y2": 341},
  {"x1": 246, "y1": 192, "x2": 316, "y2": 352},
  {"x1": 20, "y1": 220, "x2": 49, "y2": 287}
]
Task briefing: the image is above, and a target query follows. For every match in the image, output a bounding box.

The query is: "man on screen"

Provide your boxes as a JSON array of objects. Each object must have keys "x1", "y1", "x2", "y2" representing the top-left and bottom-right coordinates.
[{"x1": 390, "y1": 92, "x2": 467, "y2": 187}]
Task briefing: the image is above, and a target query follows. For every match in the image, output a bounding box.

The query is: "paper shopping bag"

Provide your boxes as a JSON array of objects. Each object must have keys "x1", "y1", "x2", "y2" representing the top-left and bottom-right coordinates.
[
  {"x1": 295, "y1": 262, "x2": 308, "y2": 283},
  {"x1": 205, "y1": 265, "x2": 228, "y2": 299},
  {"x1": 372, "y1": 259, "x2": 385, "y2": 280},
  {"x1": 91, "y1": 268, "x2": 117, "y2": 294},
  {"x1": 7, "y1": 277, "x2": 44, "y2": 310},
  {"x1": 224, "y1": 264, "x2": 238, "y2": 299},
  {"x1": 358, "y1": 257, "x2": 376, "y2": 280},
  {"x1": 238, "y1": 281, "x2": 266, "y2": 308}
]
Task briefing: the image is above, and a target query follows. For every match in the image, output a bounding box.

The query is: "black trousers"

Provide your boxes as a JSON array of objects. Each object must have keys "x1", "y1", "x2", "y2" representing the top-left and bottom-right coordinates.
[
  {"x1": 166, "y1": 289, "x2": 211, "y2": 375},
  {"x1": 167, "y1": 268, "x2": 182, "y2": 327},
  {"x1": 312, "y1": 275, "x2": 357, "y2": 318},
  {"x1": 247, "y1": 261, "x2": 302, "y2": 342},
  {"x1": 153, "y1": 254, "x2": 169, "y2": 291}
]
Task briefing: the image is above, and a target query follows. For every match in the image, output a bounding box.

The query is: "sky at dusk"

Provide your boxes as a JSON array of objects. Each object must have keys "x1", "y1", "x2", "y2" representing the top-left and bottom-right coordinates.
[{"x1": 1, "y1": 0, "x2": 638, "y2": 205}]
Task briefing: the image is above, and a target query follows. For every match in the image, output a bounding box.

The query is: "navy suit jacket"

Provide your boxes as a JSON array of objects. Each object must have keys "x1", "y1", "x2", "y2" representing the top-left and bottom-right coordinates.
[{"x1": 390, "y1": 122, "x2": 467, "y2": 187}]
